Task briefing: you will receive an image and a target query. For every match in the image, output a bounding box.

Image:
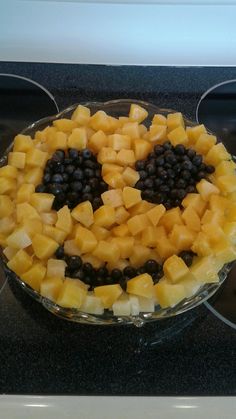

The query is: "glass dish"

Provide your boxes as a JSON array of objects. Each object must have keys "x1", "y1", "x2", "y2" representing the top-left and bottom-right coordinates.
[{"x1": 0, "y1": 99, "x2": 232, "y2": 326}]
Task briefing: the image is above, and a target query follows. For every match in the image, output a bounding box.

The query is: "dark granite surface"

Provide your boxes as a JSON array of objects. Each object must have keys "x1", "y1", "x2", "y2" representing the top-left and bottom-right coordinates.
[{"x1": 0, "y1": 62, "x2": 236, "y2": 395}]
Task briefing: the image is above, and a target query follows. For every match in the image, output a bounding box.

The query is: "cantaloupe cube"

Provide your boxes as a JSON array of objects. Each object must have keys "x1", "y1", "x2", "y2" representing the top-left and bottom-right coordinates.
[
  {"x1": 122, "y1": 186, "x2": 141, "y2": 209},
  {"x1": 163, "y1": 254, "x2": 189, "y2": 283},
  {"x1": 90, "y1": 111, "x2": 110, "y2": 132},
  {"x1": 48, "y1": 131, "x2": 68, "y2": 151},
  {"x1": 186, "y1": 124, "x2": 206, "y2": 144},
  {"x1": 129, "y1": 103, "x2": 148, "y2": 123},
  {"x1": 0, "y1": 165, "x2": 18, "y2": 179},
  {"x1": 156, "y1": 236, "x2": 176, "y2": 261},
  {"x1": 67, "y1": 127, "x2": 87, "y2": 150},
  {"x1": 7, "y1": 227, "x2": 32, "y2": 249},
  {"x1": 53, "y1": 118, "x2": 77, "y2": 132},
  {"x1": 129, "y1": 200, "x2": 155, "y2": 216},
  {"x1": 129, "y1": 244, "x2": 152, "y2": 267},
  {"x1": 57, "y1": 278, "x2": 87, "y2": 308},
  {"x1": 0, "y1": 177, "x2": 16, "y2": 194},
  {"x1": 115, "y1": 206, "x2": 130, "y2": 224},
  {"x1": 111, "y1": 236, "x2": 134, "y2": 258},
  {"x1": 223, "y1": 222, "x2": 236, "y2": 244},
  {"x1": 40, "y1": 211, "x2": 57, "y2": 225},
  {"x1": 16, "y1": 202, "x2": 40, "y2": 223},
  {"x1": 167, "y1": 112, "x2": 184, "y2": 131},
  {"x1": 22, "y1": 218, "x2": 43, "y2": 238},
  {"x1": 190, "y1": 256, "x2": 219, "y2": 283},
  {"x1": 8, "y1": 152, "x2": 26, "y2": 169},
  {"x1": 127, "y1": 214, "x2": 149, "y2": 235},
  {"x1": 80, "y1": 293, "x2": 104, "y2": 315},
  {"x1": 196, "y1": 179, "x2": 220, "y2": 201},
  {"x1": 64, "y1": 239, "x2": 81, "y2": 256},
  {"x1": 94, "y1": 284, "x2": 123, "y2": 309},
  {"x1": 0, "y1": 195, "x2": 14, "y2": 217},
  {"x1": 75, "y1": 226, "x2": 97, "y2": 253},
  {"x1": 148, "y1": 125, "x2": 167, "y2": 143},
  {"x1": 201, "y1": 209, "x2": 225, "y2": 227},
  {"x1": 182, "y1": 206, "x2": 201, "y2": 232},
  {"x1": 167, "y1": 126, "x2": 188, "y2": 146},
  {"x1": 7, "y1": 249, "x2": 32, "y2": 275},
  {"x1": 122, "y1": 167, "x2": 140, "y2": 187},
  {"x1": 30, "y1": 193, "x2": 54, "y2": 213},
  {"x1": 101, "y1": 163, "x2": 123, "y2": 176},
  {"x1": 108, "y1": 134, "x2": 131, "y2": 151},
  {"x1": 42, "y1": 225, "x2": 67, "y2": 244},
  {"x1": 194, "y1": 133, "x2": 217, "y2": 155},
  {"x1": 97, "y1": 147, "x2": 117, "y2": 164},
  {"x1": 16, "y1": 183, "x2": 35, "y2": 203},
  {"x1": 90, "y1": 225, "x2": 110, "y2": 241},
  {"x1": 13, "y1": 134, "x2": 33, "y2": 152},
  {"x1": 215, "y1": 175, "x2": 236, "y2": 194},
  {"x1": 133, "y1": 138, "x2": 152, "y2": 160},
  {"x1": 121, "y1": 121, "x2": 139, "y2": 139},
  {"x1": 141, "y1": 226, "x2": 158, "y2": 247},
  {"x1": 154, "y1": 280, "x2": 186, "y2": 308},
  {"x1": 159, "y1": 207, "x2": 183, "y2": 232},
  {"x1": 94, "y1": 205, "x2": 116, "y2": 228},
  {"x1": 127, "y1": 273, "x2": 153, "y2": 298},
  {"x1": 101, "y1": 189, "x2": 123, "y2": 208},
  {"x1": 215, "y1": 160, "x2": 236, "y2": 177},
  {"x1": 71, "y1": 201, "x2": 94, "y2": 227},
  {"x1": 32, "y1": 233, "x2": 58, "y2": 259},
  {"x1": 3, "y1": 246, "x2": 18, "y2": 260},
  {"x1": 0, "y1": 216, "x2": 15, "y2": 234},
  {"x1": 169, "y1": 225, "x2": 195, "y2": 251},
  {"x1": 40, "y1": 276, "x2": 63, "y2": 301},
  {"x1": 46, "y1": 258, "x2": 67, "y2": 278},
  {"x1": 71, "y1": 104, "x2": 91, "y2": 125},
  {"x1": 93, "y1": 240, "x2": 120, "y2": 264},
  {"x1": 56, "y1": 205, "x2": 73, "y2": 234},
  {"x1": 146, "y1": 204, "x2": 166, "y2": 226},
  {"x1": 205, "y1": 143, "x2": 231, "y2": 166},
  {"x1": 112, "y1": 223, "x2": 129, "y2": 237},
  {"x1": 116, "y1": 149, "x2": 135, "y2": 166},
  {"x1": 88, "y1": 130, "x2": 108, "y2": 153},
  {"x1": 182, "y1": 193, "x2": 206, "y2": 216}
]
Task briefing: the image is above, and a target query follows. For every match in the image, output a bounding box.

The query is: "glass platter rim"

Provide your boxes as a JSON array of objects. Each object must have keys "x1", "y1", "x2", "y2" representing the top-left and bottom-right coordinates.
[{"x1": 0, "y1": 98, "x2": 232, "y2": 327}]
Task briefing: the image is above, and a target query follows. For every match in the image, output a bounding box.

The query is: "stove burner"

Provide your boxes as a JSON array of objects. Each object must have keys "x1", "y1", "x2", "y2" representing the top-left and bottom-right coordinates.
[
  {"x1": 0, "y1": 73, "x2": 58, "y2": 154},
  {"x1": 196, "y1": 79, "x2": 236, "y2": 159}
]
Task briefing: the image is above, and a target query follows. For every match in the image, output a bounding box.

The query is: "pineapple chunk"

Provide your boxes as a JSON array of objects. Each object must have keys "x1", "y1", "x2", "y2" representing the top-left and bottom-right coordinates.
[
  {"x1": 116, "y1": 149, "x2": 135, "y2": 166},
  {"x1": 223, "y1": 222, "x2": 236, "y2": 244},
  {"x1": 16, "y1": 202, "x2": 40, "y2": 222},
  {"x1": 169, "y1": 225, "x2": 195, "y2": 251},
  {"x1": 90, "y1": 111, "x2": 110, "y2": 132},
  {"x1": 127, "y1": 214, "x2": 149, "y2": 235},
  {"x1": 146, "y1": 204, "x2": 166, "y2": 226},
  {"x1": 205, "y1": 143, "x2": 231, "y2": 166},
  {"x1": 226, "y1": 202, "x2": 236, "y2": 221},
  {"x1": 101, "y1": 189, "x2": 123, "y2": 208},
  {"x1": 108, "y1": 134, "x2": 131, "y2": 150},
  {"x1": 40, "y1": 276, "x2": 63, "y2": 301},
  {"x1": 67, "y1": 127, "x2": 87, "y2": 150},
  {"x1": 47, "y1": 259, "x2": 67, "y2": 278},
  {"x1": 3, "y1": 246, "x2": 18, "y2": 260},
  {"x1": 186, "y1": 124, "x2": 206, "y2": 144},
  {"x1": 141, "y1": 226, "x2": 158, "y2": 247},
  {"x1": 26, "y1": 148, "x2": 48, "y2": 168},
  {"x1": 182, "y1": 193, "x2": 206, "y2": 216},
  {"x1": 7, "y1": 227, "x2": 32, "y2": 249},
  {"x1": 32, "y1": 233, "x2": 58, "y2": 259},
  {"x1": 182, "y1": 206, "x2": 201, "y2": 232},
  {"x1": 159, "y1": 207, "x2": 183, "y2": 232},
  {"x1": 191, "y1": 232, "x2": 213, "y2": 256},
  {"x1": 56, "y1": 205, "x2": 73, "y2": 234},
  {"x1": 129, "y1": 244, "x2": 152, "y2": 267},
  {"x1": 127, "y1": 273, "x2": 154, "y2": 299},
  {"x1": 94, "y1": 205, "x2": 116, "y2": 228},
  {"x1": 138, "y1": 295, "x2": 155, "y2": 312},
  {"x1": 201, "y1": 223, "x2": 226, "y2": 245},
  {"x1": 122, "y1": 167, "x2": 140, "y2": 187},
  {"x1": 215, "y1": 160, "x2": 236, "y2": 177},
  {"x1": 103, "y1": 172, "x2": 126, "y2": 189},
  {"x1": 24, "y1": 167, "x2": 43, "y2": 185},
  {"x1": 215, "y1": 175, "x2": 236, "y2": 194},
  {"x1": 115, "y1": 206, "x2": 130, "y2": 225},
  {"x1": 75, "y1": 226, "x2": 97, "y2": 253},
  {"x1": 42, "y1": 225, "x2": 67, "y2": 244},
  {"x1": 71, "y1": 104, "x2": 90, "y2": 125},
  {"x1": 21, "y1": 263, "x2": 46, "y2": 291},
  {"x1": 88, "y1": 130, "x2": 108, "y2": 153},
  {"x1": 101, "y1": 163, "x2": 123, "y2": 176},
  {"x1": 148, "y1": 124, "x2": 167, "y2": 143},
  {"x1": 30, "y1": 193, "x2": 54, "y2": 212},
  {"x1": 7, "y1": 249, "x2": 32, "y2": 275},
  {"x1": 129, "y1": 200, "x2": 155, "y2": 216},
  {"x1": 16, "y1": 183, "x2": 35, "y2": 203},
  {"x1": 57, "y1": 279, "x2": 87, "y2": 309},
  {"x1": 53, "y1": 118, "x2": 77, "y2": 132},
  {"x1": 8, "y1": 151, "x2": 26, "y2": 169},
  {"x1": 154, "y1": 280, "x2": 186, "y2": 308},
  {"x1": 156, "y1": 236, "x2": 176, "y2": 261},
  {"x1": 97, "y1": 147, "x2": 117, "y2": 164},
  {"x1": 133, "y1": 138, "x2": 152, "y2": 160},
  {"x1": 71, "y1": 201, "x2": 94, "y2": 227},
  {"x1": 23, "y1": 218, "x2": 43, "y2": 237},
  {"x1": 201, "y1": 209, "x2": 225, "y2": 227},
  {"x1": 0, "y1": 195, "x2": 14, "y2": 217},
  {"x1": 129, "y1": 103, "x2": 148, "y2": 123},
  {"x1": 64, "y1": 239, "x2": 81, "y2": 256},
  {"x1": 190, "y1": 256, "x2": 219, "y2": 283},
  {"x1": 122, "y1": 186, "x2": 141, "y2": 209},
  {"x1": 209, "y1": 194, "x2": 230, "y2": 213},
  {"x1": 90, "y1": 225, "x2": 110, "y2": 240},
  {"x1": 112, "y1": 224, "x2": 129, "y2": 237},
  {"x1": 163, "y1": 255, "x2": 189, "y2": 283},
  {"x1": 152, "y1": 113, "x2": 167, "y2": 126},
  {"x1": 111, "y1": 236, "x2": 134, "y2": 258},
  {"x1": 167, "y1": 112, "x2": 184, "y2": 131},
  {"x1": 112, "y1": 296, "x2": 131, "y2": 316},
  {"x1": 194, "y1": 133, "x2": 217, "y2": 155},
  {"x1": 167, "y1": 126, "x2": 188, "y2": 146},
  {"x1": 213, "y1": 241, "x2": 236, "y2": 265},
  {"x1": 180, "y1": 273, "x2": 201, "y2": 298},
  {"x1": 48, "y1": 131, "x2": 68, "y2": 151},
  {"x1": 0, "y1": 165, "x2": 18, "y2": 179},
  {"x1": 0, "y1": 177, "x2": 16, "y2": 194},
  {"x1": 93, "y1": 240, "x2": 120, "y2": 264},
  {"x1": 82, "y1": 254, "x2": 104, "y2": 269},
  {"x1": 13, "y1": 134, "x2": 33, "y2": 152},
  {"x1": 94, "y1": 284, "x2": 123, "y2": 309},
  {"x1": 40, "y1": 211, "x2": 57, "y2": 225},
  {"x1": 122, "y1": 121, "x2": 139, "y2": 139},
  {"x1": 0, "y1": 216, "x2": 15, "y2": 234},
  {"x1": 196, "y1": 179, "x2": 220, "y2": 201},
  {"x1": 80, "y1": 294, "x2": 104, "y2": 315}
]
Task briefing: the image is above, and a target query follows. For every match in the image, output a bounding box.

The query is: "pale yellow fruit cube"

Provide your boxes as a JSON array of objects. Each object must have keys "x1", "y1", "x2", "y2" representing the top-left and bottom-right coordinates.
[
  {"x1": 90, "y1": 110, "x2": 110, "y2": 132},
  {"x1": 205, "y1": 143, "x2": 231, "y2": 166},
  {"x1": 3, "y1": 246, "x2": 18, "y2": 260},
  {"x1": 148, "y1": 124, "x2": 167, "y2": 143},
  {"x1": 108, "y1": 134, "x2": 131, "y2": 151},
  {"x1": 216, "y1": 175, "x2": 236, "y2": 194},
  {"x1": 93, "y1": 240, "x2": 120, "y2": 264},
  {"x1": 48, "y1": 131, "x2": 68, "y2": 151},
  {"x1": 40, "y1": 211, "x2": 57, "y2": 225},
  {"x1": 186, "y1": 124, "x2": 206, "y2": 144},
  {"x1": 156, "y1": 236, "x2": 177, "y2": 261},
  {"x1": 64, "y1": 239, "x2": 81, "y2": 256},
  {"x1": 129, "y1": 244, "x2": 152, "y2": 267},
  {"x1": 101, "y1": 189, "x2": 123, "y2": 208},
  {"x1": 101, "y1": 163, "x2": 123, "y2": 177},
  {"x1": 7, "y1": 227, "x2": 32, "y2": 249},
  {"x1": 24, "y1": 167, "x2": 43, "y2": 185},
  {"x1": 21, "y1": 262, "x2": 46, "y2": 291},
  {"x1": 146, "y1": 204, "x2": 166, "y2": 226},
  {"x1": 115, "y1": 206, "x2": 130, "y2": 225},
  {"x1": 7, "y1": 249, "x2": 33, "y2": 276},
  {"x1": 215, "y1": 160, "x2": 236, "y2": 177},
  {"x1": 30, "y1": 193, "x2": 54, "y2": 213},
  {"x1": 88, "y1": 130, "x2": 108, "y2": 153},
  {"x1": 71, "y1": 104, "x2": 90, "y2": 125},
  {"x1": 67, "y1": 127, "x2": 87, "y2": 150},
  {"x1": 0, "y1": 178, "x2": 16, "y2": 194},
  {"x1": 93, "y1": 204, "x2": 116, "y2": 228},
  {"x1": 163, "y1": 254, "x2": 189, "y2": 283},
  {"x1": 22, "y1": 218, "x2": 43, "y2": 237},
  {"x1": 53, "y1": 118, "x2": 77, "y2": 132},
  {"x1": 32, "y1": 233, "x2": 58, "y2": 259},
  {"x1": 94, "y1": 284, "x2": 123, "y2": 309},
  {"x1": 122, "y1": 186, "x2": 141, "y2": 209},
  {"x1": 133, "y1": 138, "x2": 152, "y2": 160},
  {"x1": 190, "y1": 256, "x2": 219, "y2": 283},
  {"x1": 167, "y1": 112, "x2": 184, "y2": 131},
  {"x1": 16, "y1": 183, "x2": 35, "y2": 203},
  {"x1": 103, "y1": 172, "x2": 125, "y2": 189},
  {"x1": 129, "y1": 200, "x2": 155, "y2": 217},
  {"x1": 97, "y1": 147, "x2": 117, "y2": 164},
  {"x1": 127, "y1": 273, "x2": 153, "y2": 299},
  {"x1": 46, "y1": 258, "x2": 67, "y2": 278},
  {"x1": 42, "y1": 225, "x2": 67, "y2": 244},
  {"x1": 75, "y1": 225, "x2": 97, "y2": 253},
  {"x1": 90, "y1": 225, "x2": 110, "y2": 241},
  {"x1": 154, "y1": 280, "x2": 186, "y2": 308},
  {"x1": 26, "y1": 148, "x2": 48, "y2": 168},
  {"x1": 16, "y1": 202, "x2": 40, "y2": 223},
  {"x1": 159, "y1": 207, "x2": 183, "y2": 232},
  {"x1": 40, "y1": 276, "x2": 63, "y2": 301},
  {"x1": 80, "y1": 294, "x2": 104, "y2": 315},
  {"x1": 111, "y1": 236, "x2": 134, "y2": 258},
  {"x1": 196, "y1": 179, "x2": 220, "y2": 201},
  {"x1": 8, "y1": 152, "x2": 26, "y2": 169},
  {"x1": 182, "y1": 193, "x2": 206, "y2": 217},
  {"x1": 82, "y1": 254, "x2": 104, "y2": 269},
  {"x1": 0, "y1": 165, "x2": 18, "y2": 179},
  {"x1": 223, "y1": 222, "x2": 236, "y2": 244},
  {"x1": 13, "y1": 134, "x2": 33, "y2": 152},
  {"x1": 57, "y1": 278, "x2": 87, "y2": 308},
  {"x1": 122, "y1": 121, "x2": 139, "y2": 139},
  {"x1": 116, "y1": 149, "x2": 135, "y2": 167},
  {"x1": 152, "y1": 114, "x2": 167, "y2": 125},
  {"x1": 122, "y1": 167, "x2": 139, "y2": 187},
  {"x1": 0, "y1": 216, "x2": 15, "y2": 234},
  {"x1": 56, "y1": 205, "x2": 73, "y2": 234},
  {"x1": 129, "y1": 103, "x2": 148, "y2": 123},
  {"x1": 0, "y1": 195, "x2": 14, "y2": 217},
  {"x1": 167, "y1": 126, "x2": 188, "y2": 146},
  {"x1": 182, "y1": 206, "x2": 201, "y2": 232},
  {"x1": 127, "y1": 214, "x2": 149, "y2": 235},
  {"x1": 71, "y1": 201, "x2": 94, "y2": 227},
  {"x1": 141, "y1": 226, "x2": 158, "y2": 247},
  {"x1": 112, "y1": 223, "x2": 129, "y2": 237},
  {"x1": 194, "y1": 133, "x2": 217, "y2": 155}
]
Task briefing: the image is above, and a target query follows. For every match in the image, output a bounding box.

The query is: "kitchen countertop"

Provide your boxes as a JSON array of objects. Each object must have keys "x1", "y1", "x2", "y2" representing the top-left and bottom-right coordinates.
[{"x1": 0, "y1": 62, "x2": 236, "y2": 395}]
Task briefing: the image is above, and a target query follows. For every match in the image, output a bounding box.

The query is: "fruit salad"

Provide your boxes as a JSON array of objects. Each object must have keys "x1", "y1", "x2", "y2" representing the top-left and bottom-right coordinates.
[{"x1": 0, "y1": 102, "x2": 236, "y2": 318}]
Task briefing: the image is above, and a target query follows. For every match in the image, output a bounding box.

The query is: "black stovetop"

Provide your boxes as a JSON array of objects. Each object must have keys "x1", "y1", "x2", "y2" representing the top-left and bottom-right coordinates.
[{"x1": 0, "y1": 62, "x2": 236, "y2": 396}]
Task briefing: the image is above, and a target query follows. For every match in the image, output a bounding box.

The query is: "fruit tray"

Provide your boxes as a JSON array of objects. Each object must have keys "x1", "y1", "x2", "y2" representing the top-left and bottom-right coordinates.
[{"x1": 0, "y1": 99, "x2": 235, "y2": 326}]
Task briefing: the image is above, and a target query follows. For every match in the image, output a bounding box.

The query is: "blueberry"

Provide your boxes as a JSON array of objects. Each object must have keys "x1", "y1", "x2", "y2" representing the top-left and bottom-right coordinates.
[
  {"x1": 67, "y1": 191, "x2": 79, "y2": 202},
  {"x1": 163, "y1": 141, "x2": 172, "y2": 150},
  {"x1": 84, "y1": 160, "x2": 97, "y2": 169},
  {"x1": 176, "y1": 189, "x2": 186, "y2": 200},
  {"x1": 136, "y1": 266, "x2": 146, "y2": 275},
  {"x1": 152, "y1": 273, "x2": 160, "y2": 284},
  {"x1": 165, "y1": 154, "x2": 177, "y2": 165},
  {"x1": 146, "y1": 164, "x2": 156, "y2": 175},
  {"x1": 144, "y1": 259, "x2": 159, "y2": 274},
  {"x1": 73, "y1": 168, "x2": 84, "y2": 180},
  {"x1": 155, "y1": 156, "x2": 165, "y2": 166},
  {"x1": 148, "y1": 152, "x2": 156, "y2": 159},
  {"x1": 95, "y1": 168, "x2": 101, "y2": 178},
  {"x1": 170, "y1": 188, "x2": 179, "y2": 198},
  {"x1": 165, "y1": 200, "x2": 172, "y2": 209},
  {"x1": 196, "y1": 171, "x2": 206, "y2": 180},
  {"x1": 35, "y1": 184, "x2": 46, "y2": 193},
  {"x1": 72, "y1": 268, "x2": 85, "y2": 280},
  {"x1": 135, "y1": 160, "x2": 146, "y2": 171},
  {"x1": 43, "y1": 173, "x2": 51, "y2": 183},
  {"x1": 83, "y1": 184, "x2": 92, "y2": 194},
  {"x1": 92, "y1": 197, "x2": 103, "y2": 210},
  {"x1": 181, "y1": 170, "x2": 191, "y2": 179},
  {"x1": 179, "y1": 250, "x2": 195, "y2": 267},
  {"x1": 81, "y1": 148, "x2": 92, "y2": 159},
  {"x1": 68, "y1": 148, "x2": 79, "y2": 160},
  {"x1": 192, "y1": 155, "x2": 202, "y2": 166},
  {"x1": 52, "y1": 150, "x2": 65, "y2": 161},
  {"x1": 159, "y1": 184, "x2": 170, "y2": 193},
  {"x1": 167, "y1": 169, "x2": 175, "y2": 178},
  {"x1": 64, "y1": 158, "x2": 73, "y2": 165},
  {"x1": 82, "y1": 193, "x2": 93, "y2": 202},
  {"x1": 53, "y1": 162, "x2": 65, "y2": 174},
  {"x1": 182, "y1": 160, "x2": 193, "y2": 171},
  {"x1": 186, "y1": 185, "x2": 196, "y2": 193},
  {"x1": 175, "y1": 144, "x2": 186, "y2": 155},
  {"x1": 153, "y1": 193, "x2": 165, "y2": 204},
  {"x1": 49, "y1": 183, "x2": 63, "y2": 195},
  {"x1": 206, "y1": 165, "x2": 215, "y2": 174},
  {"x1": 82, "y1": 262, "x2": 94, "y2": 275},
  {"x1": 51, "y1": 173, "x2": 64, "y2": 183},
  {"x1": 75, "y1": 155, "x2": 83, "y2": 166},
  {"x1": 139, "y1": 170, "x2": 148, "y2": 180},
  {"x1": 173, "y1": 164, "x2": 182, "y2": 174},
  {"x1": 144, "y1": 178, "x2": 154, "y2": 189},
  {"x1": 154, "y1": 145, "x2": 164, "y2": 155},
  {"x1": 135, "y1": 180, "x2": 145, "y2": 190},
  {"x1": 199, "y1": 163, "x2": 207, "y2": 171},
  {"x1": 120, "y1": 278, "x2": 127, "y2": 291},
  {"x1": 191, "y1": 166, "x2": 198, "y2": 175},
  {"x1": 123, "y1": 266, "x2": 137, "y2": 278},
  {"x1": 154, "y1": 178, "x2": 163, "y2": 188},
  {"x1": 88, "y1": 178, "x2": 99, "y2": 190},
  {"x1": 67, "y1": 255, "x2": 82, "y2": 271},
  {"x1": 55, "y1": 245, "x2": 64, "y2": 259},
  {"x1": 176, "y1": 179, "x2": 187, "y2": 189},
  {"x1": 159, "y1": 169, "x2": 168, "y2": 180},
  {"x1": 97, "y1": 266, "x2": 109, "y2": 278},
  {"x1": 167, "y1": 178, "x2": 175, "y2": 188},
  {"x1": 142, "y1": 190, "x2": 154, "y2": 201},
  {"x1": 187, "y1": 148, "x2": 196, "y2": 159},
  {"x1": 99, "y1": 181, "x2": 108, "y2": 192},
  {"x1": 62, "y1": 173, "x2": 69, "y2": 182},
  {"x1": 71, "y1": 181, "x2": 83, "y2": 192},
  {"x1": 56, "y1": 192, "x2": 66, "y2": 202},
  {"x1": 111, "y1": 269, "x2": 123, "y2": 281},
  {"x1": 65, "y1": 164, "x2": 75, "y2": 175}
]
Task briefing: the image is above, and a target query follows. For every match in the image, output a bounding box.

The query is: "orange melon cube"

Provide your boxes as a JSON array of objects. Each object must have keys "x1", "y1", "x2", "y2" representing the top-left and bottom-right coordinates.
[
  {"x1": 94, "y1": 205, "x2": 116, "y2": 228},
  {"x1": 32, "y1": 234, "x2": 58, "y2": 259},
  {"x1": 167, "y1": 126, "x2": 188, "y2": 146},
  {"x1": 8, "y1": 151, "x2": 26, "y2": 169},
  {"x1": 182, "y1": 206, "x2": 201, "y2": 232},
  {"x1": 101, "y1": 189, "x2": 123, "y2": 208},
  {"x1": 196, "y1": 179, "x2": 220, "y2": 201},
  {"x1": 71, "y1": 201, "x2": 94, "y2": 227},
  {"x1": 7, "y1": 249, "x2": 32, "y2": 275},
  {"x1": 115, "y1": 206, "x2": 130, "y2": 225},
  {"x1": 112, "y1": 224, "x2": 129, "y2": 237},
  {"x1": 0, "y1": 165, "x2": 18, "y2": 179},
  {"x1": 93, "y1": 240, "x2": 120, "y2": 264},
  {"x1": 40, "y1": 276, "x2": 63, "y2": 301},
  {"x1": 90, "y1": 110, "x2": 110, "y2": 132},
  {"x1": 182, "y1": 193, "x2": 206, "y2": 216},
  {"x1": 75, "y1": 226, "x2": 97, "y2": 253},
  {"x1": 169, "y1": 225, "x2": 195, "y2": 251},
  {"x1": 53, "y1": 118, "x2": 77, "y2": 132},
  {"x1": 154, "y1": 280, "x2": 186, "y2": 308},
  {"x1": 21, "y1": 262, "x2": 46, "y2": 291},
  {"x1": 148, "y1": 125, "x2": 167, "y2": 143},
  {"x1": 108, "y1": 134, "x2": 131, "y2": 150},
  {"x1": 122, "y1": 167, "x2": 140, "y2": 187},
  {"x1": 127, "y1": 214, "x2": 149, "y2": 235},
  {"x1": 129, "y1": 103, "x2": 148, "y2": 123},
  {"x1": 133, "y1": 138, "x2": 152, "y2": 160},
  {"x1": 163, "y1": 254, "x2": 189, "y2": 283},
  {"x1": 159, "y1": 207, "x2": 183, "y2": 232},
  {"x1": 156, "y1": 236, "x2": 176, "y2": 261},
  {"x1": 194, "y1": 133, "x2": 217, "y2": 155},
  {"x1": 42, "y1": 225, "x2": 67, "y2": 244},
  {"x1": 122, "y1": 186, "x2": 142, "y2": 209},
  {"x1": 146, "y1": 204, "x2": 166, "y2": 226},
  {"x1": 186, "y1": 124, "x2": 206, "y2": 144},
  {"x1": 129, "y1": 244, "x2": 152, "y2": 267},
  {"x1": 127, "y1": 273, "x2": 153, "y2": 299},
  {"x1": 56, "y1": 205, "x2": 73, "y2": 234},
  {"x1": 67, "y1": 127, "x2": 87, "y2": 150},
  {"x1": 57, "y1": 279, "x2": 87, "y2": 309},
  {"x1": 94, "y1": 284, "x2": 123, "y2": 309},
  {"x1": 71, "y1": 104, "x2": 90, "y2": 125}
]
